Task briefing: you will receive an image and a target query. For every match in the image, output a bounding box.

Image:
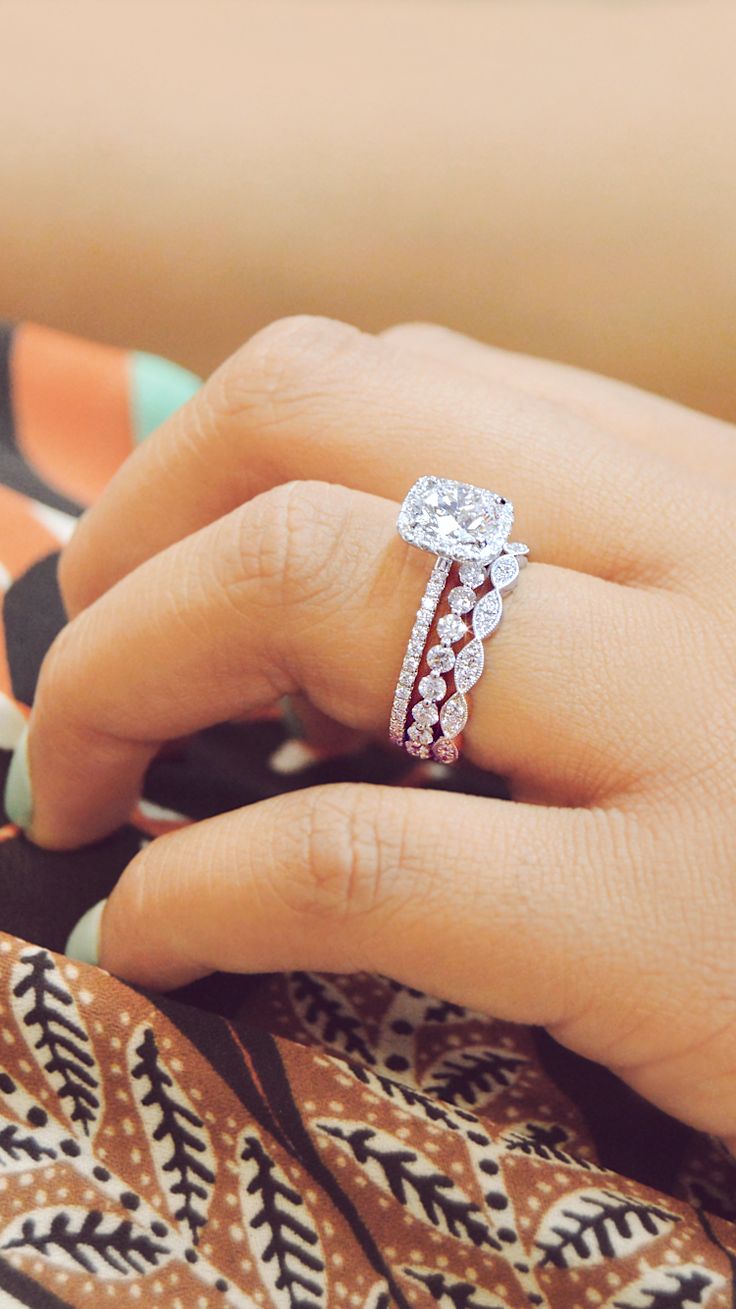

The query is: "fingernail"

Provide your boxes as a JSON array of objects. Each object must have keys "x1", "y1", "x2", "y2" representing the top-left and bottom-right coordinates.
[
  {"x1": 281, "y1": 694, "x2": 306, "y2": 739},
  {"x1": 65, "y1": 899, "x2": 106, "y2": 966},
  {"x1": 3, "y1": 722, "x2": 34, "y2": 831}
]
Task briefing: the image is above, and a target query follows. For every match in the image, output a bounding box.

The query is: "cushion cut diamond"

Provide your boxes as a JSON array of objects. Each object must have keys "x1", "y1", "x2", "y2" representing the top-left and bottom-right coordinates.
[{"x1": 397, "y1": 476, "x2": 514, "y2": 563}]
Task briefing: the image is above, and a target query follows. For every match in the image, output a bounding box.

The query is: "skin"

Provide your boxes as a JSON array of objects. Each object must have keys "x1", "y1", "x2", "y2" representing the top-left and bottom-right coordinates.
[
  {"x1": 18, "y1": 314, "x2": 736, "y2": 1150},
  {"x1": 1, "y1": 0, "x2": 736, "y2": 419}
]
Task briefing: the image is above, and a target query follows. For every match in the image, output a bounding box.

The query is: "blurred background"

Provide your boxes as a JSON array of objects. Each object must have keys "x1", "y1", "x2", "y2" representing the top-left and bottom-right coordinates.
[{"x1": 0, "y1": 0, "x2": 734, "y2": 418}]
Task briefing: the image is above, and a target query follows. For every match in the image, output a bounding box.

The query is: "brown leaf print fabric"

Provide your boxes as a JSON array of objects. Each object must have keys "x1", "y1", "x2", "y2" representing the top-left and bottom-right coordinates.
[{"x1": 0, "y1": 322, "x2": 735, "y2": 1309}]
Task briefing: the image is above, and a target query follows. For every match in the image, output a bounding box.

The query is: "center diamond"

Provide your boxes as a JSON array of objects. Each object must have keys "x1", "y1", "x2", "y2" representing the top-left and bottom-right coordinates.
[{"x1": 397, "y1": 476, "x2": 514, "y2": 563}]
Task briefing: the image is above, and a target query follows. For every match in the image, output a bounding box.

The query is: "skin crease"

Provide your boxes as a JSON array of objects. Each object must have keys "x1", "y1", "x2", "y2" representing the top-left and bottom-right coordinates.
[
  {"x1": 17, "y1": 316, "x2": 736, "y2": 1153},
  {"x1": 0, "y1": 0, "x2": 736, "y2": 418}
]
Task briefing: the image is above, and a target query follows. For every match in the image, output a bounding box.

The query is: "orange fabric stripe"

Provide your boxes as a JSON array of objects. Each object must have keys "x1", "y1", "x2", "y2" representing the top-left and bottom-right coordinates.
[
  {"x1": 12, "y1": 323, "x2": 133, "y2": 506},
  {"x1": 0, "y1": 484, "x2": 59, "y2": 578},
  {"x1": 0, "y1": 599, "x2": 10, "y2": 697}
]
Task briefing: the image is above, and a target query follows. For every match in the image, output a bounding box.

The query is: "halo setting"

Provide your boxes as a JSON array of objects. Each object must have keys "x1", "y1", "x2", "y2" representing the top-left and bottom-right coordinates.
[{"x1": 397, "y1": 475, "x2": 514, "y2": 563}]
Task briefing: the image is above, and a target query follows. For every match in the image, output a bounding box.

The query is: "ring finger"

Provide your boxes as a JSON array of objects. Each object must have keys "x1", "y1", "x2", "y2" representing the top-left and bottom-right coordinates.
[
  {"x1": 20, "y1": 480, "x2": 668, "y2": 850},
  {"x1": 59, "y1": 316, "x2": 696, "y2": 619}
]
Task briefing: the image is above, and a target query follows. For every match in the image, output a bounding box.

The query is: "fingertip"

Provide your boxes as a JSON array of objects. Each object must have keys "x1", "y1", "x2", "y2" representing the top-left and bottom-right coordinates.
[
  {"x1": 3, "y1": 721, "x2": 33, "y2": 833},
  {"x1": 65, "y1": 899, "x2": 106, "y2": 966}
]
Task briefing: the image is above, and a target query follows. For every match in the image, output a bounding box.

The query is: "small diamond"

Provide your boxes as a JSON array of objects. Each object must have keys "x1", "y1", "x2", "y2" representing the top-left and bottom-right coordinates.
[
  {"x1": 490, "y1": 552, "x2": 520, "y2": 593},
  {"x1": 459, "y1": 561, "x2": 486, "y2": 588},
  {"x1": 440, "y1": 691, "x2": 468, "y2": 739},
  {"x1": 418, "y1": 673, "x2": 446, "y2": 701},
  {"x1": 433, "y1": 737, "x2": 459, "y2": 765},
  {"x1": 412, "y1": 701, "x2": 439, "y2": 727},
  {"x1": 448, "y1": 585, "x2": 476, "y2": 614},
  {"x1": 406, "y1": 743, "x2": 431, "y2": 760},
  {"x1": 427, "y1": 645, "x2": 455, "y2": 673},
  {"x1": 454, "y1": 638, "x2": 485, "y2": 693},
  {"x1": 437, "y1": 614, "x2": 467, "y2": 644},
  {"x1": 505, "y1": 541, "x2": 529, "y2": 555},
  {"x1": 473, "y1": 589, "x2": 503, "y2": 641},
  {"x1": 408, "y1": 724, "x2": 434, "y2": 746}
]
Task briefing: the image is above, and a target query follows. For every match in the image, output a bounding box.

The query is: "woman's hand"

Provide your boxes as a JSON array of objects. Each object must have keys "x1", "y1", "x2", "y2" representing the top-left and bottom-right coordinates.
[{"x1": 8, "y1": 316, "x2": 736, "y2": 1144}]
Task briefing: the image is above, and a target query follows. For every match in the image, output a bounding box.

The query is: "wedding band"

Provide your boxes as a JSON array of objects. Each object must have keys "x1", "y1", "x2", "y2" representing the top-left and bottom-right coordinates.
[{"x1": 389, "y1": 475, "x2": 528, "y2": 763}]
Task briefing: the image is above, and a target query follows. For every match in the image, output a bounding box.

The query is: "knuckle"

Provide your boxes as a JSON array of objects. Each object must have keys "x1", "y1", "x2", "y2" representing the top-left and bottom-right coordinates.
[
  {"x1": 226, "y1": 479, "x2": 354, "y2": 613},
  {"x1": 272, "y1": 785, "x2": 410, "y2": 931},
  {"x1": 381, "y1": 320, "x2": 456, "y2": 351},
  {"x1": 218, "y1": 315, "x2": 363, "y2": 426}
]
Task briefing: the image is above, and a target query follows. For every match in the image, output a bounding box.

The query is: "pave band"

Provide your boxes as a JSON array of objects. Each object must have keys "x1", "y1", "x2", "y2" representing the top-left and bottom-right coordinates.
[
  {"x1": 389, "y1": 476, "x2": 528, "y2": 764},
  {"x1": 388, "y1": 555, "x2": 452, "y2": 747}
]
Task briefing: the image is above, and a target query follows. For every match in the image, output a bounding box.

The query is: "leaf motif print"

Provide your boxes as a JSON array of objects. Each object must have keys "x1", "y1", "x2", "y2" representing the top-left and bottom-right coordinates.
[
  {"x1": 288, "y1": 973, "x2": 375, "y2": 1066},
  {"x1": 607, "y1": 1263, "x2": 724, "y2": 1309},
  {"x1": 0, "y1": 1206, "x2": 171, "y2": 1278},
  {"x1": 463, "y1": 1124, "x2": 546, "y2": 1309},
  {"x1": 315, "y1": 1120, "x2": 500, "y2": 1250},
  {"x1": 127, "y1": 1025, "x2": 215, "y2": 1244},
  {"x1": 534, "y1": 1188, "x2": 680, "y2": 1269},
  {"x1": 422, "y1": 999, "x2": 469, "y2": 1024},
  {"x1": 403, "y1": 1266, "x2": 511, "y2": 1309},
  {"x1": 348, "y1": 1063, "x2": 477, "y2": 1133},
  {"x1": 11, "y1": 949, "x2": 101, "y2": 1137},
  {"x1": 384, "y1": 981, "x2": 468, "y2": 1027},
  {"x1": 503, "y1": 1121, "x2": 599, "y2": 1172},
  {"x1": 239, "y1": 1128, "x2": 326, "y2": 1309},
  {"x1": 0, "y1": 1116, "x2": 56, "y2": 1171},
  {"x1": 363, "y1": 1284, "x2": 391, "y2": 1309},
  {"x1": 422, "y1": 1047, "x2": 526, "y2": 1108}
]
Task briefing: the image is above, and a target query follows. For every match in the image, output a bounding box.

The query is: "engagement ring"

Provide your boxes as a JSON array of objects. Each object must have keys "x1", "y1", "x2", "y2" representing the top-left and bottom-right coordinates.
[{"x1": 389, "y1": 475, "x2": 528, "y2": 763}]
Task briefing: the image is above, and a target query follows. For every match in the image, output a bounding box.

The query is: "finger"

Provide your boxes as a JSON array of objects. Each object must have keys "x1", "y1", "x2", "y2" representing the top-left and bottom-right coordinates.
[
  {"x1": 59, "y1": 315, "x2": 697, "y2": 619},
  {"x1": 22, "y1": 481, "x2": 661, "y2": 850},
  {"x1": 382, "y1": 321, "x2": 736, "y2": 483},
  {"x1": 91, "y1": 784, "x2": 609, "y2": 1013},
  {"x1": 77, "y1": 784, "x2": 736, "y2": 1140}
]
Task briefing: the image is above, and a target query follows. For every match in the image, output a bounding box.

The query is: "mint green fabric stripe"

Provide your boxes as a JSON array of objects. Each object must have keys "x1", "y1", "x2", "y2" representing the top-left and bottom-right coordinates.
[{"x1": 129, "y1": 351, "x2": 201, "y2": 444}]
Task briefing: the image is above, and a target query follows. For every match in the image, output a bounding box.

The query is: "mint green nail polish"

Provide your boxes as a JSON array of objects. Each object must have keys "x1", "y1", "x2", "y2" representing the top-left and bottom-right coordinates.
[
  {"x1": 66, "y1": 900, "x2": 106, "y2": 966},
  {"x1": 3, "y1": 722, "x2": 33, "y2": 830},
  {"x1": 130, "y1": 352, "x2": 201, "y2": 445}
]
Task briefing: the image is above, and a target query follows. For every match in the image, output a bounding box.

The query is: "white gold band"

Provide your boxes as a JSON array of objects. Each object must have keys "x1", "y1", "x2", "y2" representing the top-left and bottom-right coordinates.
[
  {"x1": 388, "y1": 555, "x2": 452, "y2": 747},
  {"x1": 390, "y1": 475, "x2": 529, "y2": 765}
]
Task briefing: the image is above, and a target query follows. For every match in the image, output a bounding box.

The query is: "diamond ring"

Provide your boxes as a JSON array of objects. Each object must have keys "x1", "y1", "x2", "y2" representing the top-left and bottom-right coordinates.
[{"x1": 389, "y1": 475, "x2": 528, "y2": 763}]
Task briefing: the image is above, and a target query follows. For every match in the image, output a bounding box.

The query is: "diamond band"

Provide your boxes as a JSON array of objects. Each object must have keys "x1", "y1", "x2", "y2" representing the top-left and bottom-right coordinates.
[
  {"x1": 388, "y1": 555, "x2": 452, "y2": 746},
  {"x1": 390, "y1": 475, "x2": 528, "y2": 763}
]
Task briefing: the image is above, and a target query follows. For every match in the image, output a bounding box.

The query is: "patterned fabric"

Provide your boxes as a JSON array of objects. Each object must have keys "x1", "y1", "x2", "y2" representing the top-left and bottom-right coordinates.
[{"x1": 0, "y1": 322, "x2": 735, "y2": 1309}]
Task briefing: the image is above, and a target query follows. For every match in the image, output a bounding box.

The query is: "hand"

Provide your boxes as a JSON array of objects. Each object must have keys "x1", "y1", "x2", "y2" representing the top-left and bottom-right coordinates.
[{"x1": 9, "y1": 316, "x2": 736, "y2": 1145}]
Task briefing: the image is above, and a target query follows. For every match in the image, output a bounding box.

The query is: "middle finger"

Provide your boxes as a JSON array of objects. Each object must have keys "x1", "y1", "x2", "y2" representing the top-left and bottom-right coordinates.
[
  {"x1": 60, "y1": 316, "x2": 692, "y2": 619},
  {"x1": 26, "y1": 480, "x2": 663, "y2": 850}
]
